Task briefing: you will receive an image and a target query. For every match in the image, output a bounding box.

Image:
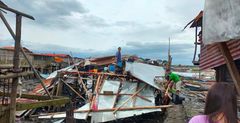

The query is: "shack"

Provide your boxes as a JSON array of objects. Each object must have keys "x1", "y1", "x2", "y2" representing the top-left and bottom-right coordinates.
[{"x1": 185, "y1": 11, "x2": 240, "y2": 83}]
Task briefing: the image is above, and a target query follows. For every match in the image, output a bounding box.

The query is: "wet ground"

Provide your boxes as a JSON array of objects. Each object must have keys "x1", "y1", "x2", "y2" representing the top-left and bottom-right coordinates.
[{"x1": 164, "y1": 105, "x2": 186, "y2": 123}]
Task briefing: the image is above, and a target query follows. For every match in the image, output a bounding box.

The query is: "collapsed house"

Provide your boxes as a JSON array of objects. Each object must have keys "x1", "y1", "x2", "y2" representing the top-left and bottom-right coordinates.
[{"x1": 17, "y1": 60, "x2": 171, "y2": 123}]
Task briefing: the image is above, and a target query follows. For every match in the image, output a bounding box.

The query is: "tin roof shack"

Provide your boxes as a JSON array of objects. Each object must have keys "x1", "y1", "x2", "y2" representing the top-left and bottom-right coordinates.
[
  {"x1": 185, "y1": 11, "x2": 240, "y2": 83},
  {"x1": 0, "y1": 46, "x2": 33, "y2": 67}
]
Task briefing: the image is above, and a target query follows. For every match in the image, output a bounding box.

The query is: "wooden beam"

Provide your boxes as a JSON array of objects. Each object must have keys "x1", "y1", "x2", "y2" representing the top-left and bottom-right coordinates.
[
  {"x1": 133, "y1": 82, "x2": 140, "y2": 107},
  {"x1": 20, "y1": 45, "x2": 52, "y2": 99},
  {"x1": 16, "y1": 98, "x2": 70, "y2": 111},
  {"x1": 113, "y1": 84, "x2": 147, "y2": 114},
  {"x1": 10, "y1": 14, "x2": 22, "y2": 123},
  {"x1": 218, "y1": 42, "x2": 240, "y2": 94},
  {"x1": 61, "y1": 79, "x2": 86, "y2": 101},
  {"x1": 0, "y1": 4, "x2": 34, "y2": 20},
  {"x1": 77, "y1": 105, "x2": 172, "y2": 113},
  {"x1": 112, "y1": 81, "x2": 122, "y2": 108},
  {"x1": 0, "y1": 71, "x2": 34, "y2": 79},
  {"x1": 37, "y1": 105, "x2": 173, "y2": 116},
  {"x1": 62, "y1": 71, "x2": 126, "y2": 77},
  {"x1": 0, "y1": 91, "x2": 67, "y2": 100}
]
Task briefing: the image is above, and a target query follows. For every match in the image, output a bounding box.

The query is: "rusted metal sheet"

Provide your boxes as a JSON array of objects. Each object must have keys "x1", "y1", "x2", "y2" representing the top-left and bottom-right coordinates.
[
  {"x1": 90, "y1": 55, "x2": 115, "y2": 66},
  {"x1": 200, "y1": 40, "x2": 240, "y2": 70}
]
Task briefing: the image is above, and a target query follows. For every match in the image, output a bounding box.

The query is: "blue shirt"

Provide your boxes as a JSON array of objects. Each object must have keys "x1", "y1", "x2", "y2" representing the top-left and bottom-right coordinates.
[{"x1": 116, "y1": 51, "x2": 122, "y2": 63}]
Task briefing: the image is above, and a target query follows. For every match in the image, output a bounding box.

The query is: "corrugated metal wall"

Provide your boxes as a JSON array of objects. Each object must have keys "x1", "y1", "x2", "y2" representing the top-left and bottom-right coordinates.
[{"x1": 200, "y1": 40, "x2": 240, "y2": 70}]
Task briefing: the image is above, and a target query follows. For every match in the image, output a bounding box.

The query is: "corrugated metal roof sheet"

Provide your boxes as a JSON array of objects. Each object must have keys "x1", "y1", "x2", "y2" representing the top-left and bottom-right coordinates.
[
  {"x1": 125, "y1": 62, "x2": 165, "y2": 90},
  {"x1": 200, "y1": 40, "x2": 240, "y2": 70}
]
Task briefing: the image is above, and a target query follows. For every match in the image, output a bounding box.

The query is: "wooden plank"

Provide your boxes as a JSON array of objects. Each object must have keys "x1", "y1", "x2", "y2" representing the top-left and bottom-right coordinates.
[
  {"x1": 218, "y1": 42, "x2": 240, "y2": 94},
  {"x1": 0, "y1": 71, "x2": 34, "y2": 79},
  {"x1": 77, "y1": 105, "x2": 172, "y2": 113},
  {"x1": 56, "y1": 80, "x2": 63, "y2": 96},
  {"x1": 61, "y1": 79, "x2": 86, "y2": 101},
  {"x1": 90, "y1": 75, "x2": 102, "y2": 110},
  {"x1": 0, "y1": 91, "x2": 66, "y2": 100},
  {"x1": 132, "y1": 82, "x2": 139, "y2": 107},
  {"x1": 62, "y1": 71, "x2": 126, "y2": 77},
  {"x1": 111, "y1": 80, "x2": 122, "y2": 108},
  {"x1": 99, "y1": 93, "x2": 152, "y2": 102},
  {"x1": 37, "y1": 105, "x2": 173, "y2": 116},
  {"x1": 16, "y1": 98, "x2": 70, "y2": 111},
  {"x1": 113, "y1": 84, "x2": 147, "y2": 114}
]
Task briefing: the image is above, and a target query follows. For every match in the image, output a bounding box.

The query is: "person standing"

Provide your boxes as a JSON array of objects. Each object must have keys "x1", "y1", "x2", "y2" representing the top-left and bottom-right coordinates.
[
  {"x1": 115, "y1": 47, "x2": 122, "y2": 66},
  {"x1": 115, "y1": 47, "x2": 123, "y2": 74},
  {"x1": 165, "y1": 70, "x2": 183, "y2": 104}
]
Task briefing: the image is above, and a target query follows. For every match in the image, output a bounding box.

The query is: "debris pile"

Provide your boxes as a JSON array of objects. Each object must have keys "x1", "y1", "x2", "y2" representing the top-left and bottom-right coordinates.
[{"x1": 15, "y1": 59, "x2": 174, "y2": 123}]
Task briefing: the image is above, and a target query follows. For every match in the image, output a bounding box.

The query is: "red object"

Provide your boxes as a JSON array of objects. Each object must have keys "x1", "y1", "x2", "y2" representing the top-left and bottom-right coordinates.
[
  {"x1": 91, "y1": 95, "x2": 98, "y2": 111},
  {"x1": 32, "y1": 53, "x2": 70, "y2": 58}
]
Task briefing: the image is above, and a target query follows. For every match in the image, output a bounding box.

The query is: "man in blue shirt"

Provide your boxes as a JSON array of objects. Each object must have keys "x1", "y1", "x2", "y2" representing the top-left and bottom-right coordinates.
[
  {"x1": 115, "y1": 47, "x2": 122, "y2": 67},
  {"x1": 115, "y1": 47, "x2": 123, "y2": 74}
]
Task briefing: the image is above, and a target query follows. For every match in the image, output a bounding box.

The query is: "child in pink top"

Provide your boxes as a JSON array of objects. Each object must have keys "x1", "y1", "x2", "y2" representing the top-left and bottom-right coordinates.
[
  {"x1": 189, "y1": 115, "x2": 209, "y2": 123},
  {"x1": 188, "y1": 83, "x2": 238, "y2": 123}
]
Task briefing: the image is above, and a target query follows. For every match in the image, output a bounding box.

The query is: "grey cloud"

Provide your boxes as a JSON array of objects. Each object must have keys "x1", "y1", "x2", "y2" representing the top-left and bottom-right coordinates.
[
  {"x1": 0, "y1": 40, "x2": 194, "y2": 65},
  {"x1": 25, "y1": 41, "x2": 194, "y2": 65},
  {"x1": 114, "y1": 21, "x2": 141, "y2": 27},
  {"x1": 3, "y1": 0, "x2": 87, "y2": 28},
  {"x1": 80, "y1": 15, "x2": 110, "y2": 27},
  {"x1": 122, "y1": 24, "x2": 181, "y2": 41}
]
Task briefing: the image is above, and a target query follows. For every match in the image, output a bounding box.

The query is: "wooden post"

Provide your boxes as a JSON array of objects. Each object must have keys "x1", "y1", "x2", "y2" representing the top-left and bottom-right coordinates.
[
  {"x1": 9, "y1": 14, "x2": 22, "y2": 123},
  {"x1": 218, "y1": 42, "x2": 240, "y2": 94},
  {"x1": 66, "y1": 102, "x2": 75, "y2": 123}
]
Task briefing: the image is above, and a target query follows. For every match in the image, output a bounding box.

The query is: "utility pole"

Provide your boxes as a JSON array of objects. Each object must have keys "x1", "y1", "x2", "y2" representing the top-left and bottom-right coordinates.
[{"x1": 167, "y1": 37, "x2": 172, "y2": 71}]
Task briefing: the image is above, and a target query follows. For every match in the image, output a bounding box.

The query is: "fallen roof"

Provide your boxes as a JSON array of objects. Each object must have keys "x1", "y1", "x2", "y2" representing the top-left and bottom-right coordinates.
[
  {"x1": 90, "y1": 55, "x2": 115, "y2": 66},
  {"x1": 125, "y1": 62, "x2": 165, "y2": 90},
  {"x1": 38, "y1": 80, "x2": 168, "y2": 122}
]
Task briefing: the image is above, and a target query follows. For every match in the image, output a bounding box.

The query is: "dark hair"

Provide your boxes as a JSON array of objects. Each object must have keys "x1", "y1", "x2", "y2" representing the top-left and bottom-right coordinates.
[
  {"x1": 165, "y1": 75, "x2": 170, "y2": 81},
  {"x1": 204, "y1": 82, "x2": 238, "y2": 123}
]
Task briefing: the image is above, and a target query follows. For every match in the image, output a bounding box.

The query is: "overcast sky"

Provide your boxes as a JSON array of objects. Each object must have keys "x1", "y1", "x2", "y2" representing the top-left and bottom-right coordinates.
[{"x1": 0, "y1": 0, "x2": 204, "y2": 65}]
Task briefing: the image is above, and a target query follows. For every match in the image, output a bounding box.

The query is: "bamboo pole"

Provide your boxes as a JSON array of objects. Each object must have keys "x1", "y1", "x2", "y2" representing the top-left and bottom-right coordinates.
[{"x1": 113, "y1": 84, "x2": 147, "y2": 114}]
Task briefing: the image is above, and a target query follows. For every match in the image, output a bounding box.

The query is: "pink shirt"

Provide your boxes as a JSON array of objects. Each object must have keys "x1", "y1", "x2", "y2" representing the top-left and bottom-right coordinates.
[{"x1": 189, "y1": 115, "x2": 210, "y2": 123}]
